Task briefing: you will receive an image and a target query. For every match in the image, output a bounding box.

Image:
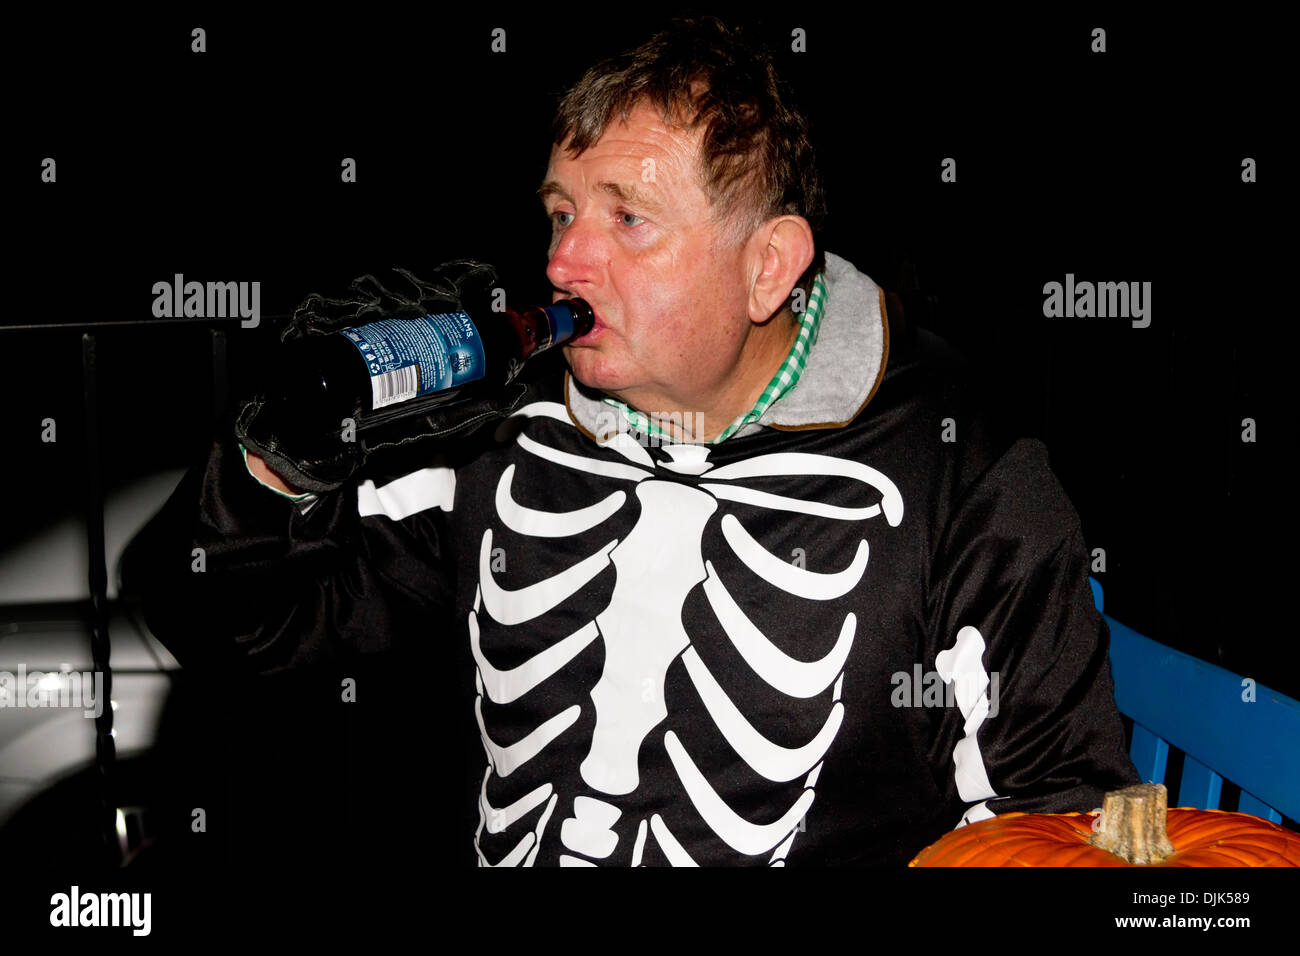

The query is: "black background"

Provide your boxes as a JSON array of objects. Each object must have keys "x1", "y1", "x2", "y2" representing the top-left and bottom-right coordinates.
[
  {"x1": 1, "y1": 4, "x2": 1294, "y2": 929},
  {"x1": 7, "y1": 7, "x2": 1290, "y2": 690}
]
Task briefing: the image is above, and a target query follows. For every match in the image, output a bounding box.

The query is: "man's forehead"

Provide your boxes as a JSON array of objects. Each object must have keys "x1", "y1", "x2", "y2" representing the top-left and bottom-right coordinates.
[
  {"x1": 542, "y1": 103, "x2": 706, "y2": 204},
  {"x1": 570, "y1": 99, "x2": 701, "y2": 154}
]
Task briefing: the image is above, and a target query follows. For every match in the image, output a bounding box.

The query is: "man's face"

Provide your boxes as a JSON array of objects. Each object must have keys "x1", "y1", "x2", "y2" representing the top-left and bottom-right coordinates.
[{"x1": 543, "y1": 101, "x2": 755, "y2": 409}]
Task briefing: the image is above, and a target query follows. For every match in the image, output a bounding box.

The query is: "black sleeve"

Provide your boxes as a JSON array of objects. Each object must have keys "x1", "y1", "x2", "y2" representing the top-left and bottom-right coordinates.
[
  {"x1": 924, "y1": 437, "x2": 1139, "y2": 827},
  {"x1": 123, "y1": 418, "x2": 459, "y2": 678}
]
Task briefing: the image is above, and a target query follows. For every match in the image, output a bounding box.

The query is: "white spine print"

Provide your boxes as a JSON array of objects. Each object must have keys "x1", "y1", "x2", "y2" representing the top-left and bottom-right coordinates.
[{"x1": 468, "y1": 402, "x2": 904, "y2": 865}]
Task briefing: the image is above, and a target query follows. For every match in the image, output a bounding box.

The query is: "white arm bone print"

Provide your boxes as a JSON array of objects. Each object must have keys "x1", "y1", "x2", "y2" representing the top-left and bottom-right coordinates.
[{"x1": 472, "y1": 402, "x2": 904, "y2": 866}]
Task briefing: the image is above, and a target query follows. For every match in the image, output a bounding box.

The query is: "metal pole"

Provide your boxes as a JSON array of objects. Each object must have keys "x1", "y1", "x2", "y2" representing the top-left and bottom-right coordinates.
[
  {"x1": 211, "y1": 325, "x2": 234, "y2": 865},
  {"x1": 82, "y1": 332, "x2": 120, "y2": 867}
]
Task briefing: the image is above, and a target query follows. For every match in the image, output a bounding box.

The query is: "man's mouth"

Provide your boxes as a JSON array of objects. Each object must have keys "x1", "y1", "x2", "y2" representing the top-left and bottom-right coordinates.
[
  {"x1": 553, "y1": 290, "x2": 607, "y2": 344},
  {"x1": 569, "y1": 308, "x2": 606, "y2": 344}
]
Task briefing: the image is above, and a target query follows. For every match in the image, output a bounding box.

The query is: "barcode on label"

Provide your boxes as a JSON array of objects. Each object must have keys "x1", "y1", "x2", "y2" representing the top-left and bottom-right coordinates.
[{"x1": 371, "y1": 365, "x2": 419, "y2": 409}]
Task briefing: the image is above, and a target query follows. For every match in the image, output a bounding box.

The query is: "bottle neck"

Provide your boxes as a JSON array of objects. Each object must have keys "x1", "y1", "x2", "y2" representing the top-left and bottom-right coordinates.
[
  {"x1": 503, "y1": 301, "x2": 588, "y2": 362},
  {"x1": 504, "y1": 306, "x2": 547, "y2": 363}
]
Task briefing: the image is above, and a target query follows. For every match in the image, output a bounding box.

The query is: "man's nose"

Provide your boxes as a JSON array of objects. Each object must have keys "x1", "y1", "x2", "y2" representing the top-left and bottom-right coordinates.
[{"x1": 546, "y1": 216, "x2": 602, "y2": 293}]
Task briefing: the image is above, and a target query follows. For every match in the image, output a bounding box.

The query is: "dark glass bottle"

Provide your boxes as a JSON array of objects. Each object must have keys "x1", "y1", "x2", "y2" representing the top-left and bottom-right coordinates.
[{"x1": 277, "y1": 297, "x2": 594, "y2": 433}]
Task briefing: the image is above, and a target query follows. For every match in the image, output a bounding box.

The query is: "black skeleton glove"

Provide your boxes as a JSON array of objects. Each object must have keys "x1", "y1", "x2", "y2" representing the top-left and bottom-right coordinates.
[{"x1": 234, "y1": 261, "x2": 531, "y2": 494}]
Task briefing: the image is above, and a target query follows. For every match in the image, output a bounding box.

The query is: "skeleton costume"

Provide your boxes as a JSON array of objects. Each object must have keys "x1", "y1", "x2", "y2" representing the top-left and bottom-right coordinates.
[{"x1": 138, "y1": 252, "x2": 1138, "y2": 867}]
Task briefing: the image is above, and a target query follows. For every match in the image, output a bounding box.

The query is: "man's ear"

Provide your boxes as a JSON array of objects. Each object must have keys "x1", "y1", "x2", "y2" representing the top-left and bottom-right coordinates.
[{"x1": 748, "y1": 216, "x2": 814, "y2": 324}]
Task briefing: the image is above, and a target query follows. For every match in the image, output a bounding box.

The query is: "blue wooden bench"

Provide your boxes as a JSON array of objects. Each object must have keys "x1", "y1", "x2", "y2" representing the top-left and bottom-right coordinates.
[{"x1": 1091, "y1": 577, "x2": 1299, "y2": 825}]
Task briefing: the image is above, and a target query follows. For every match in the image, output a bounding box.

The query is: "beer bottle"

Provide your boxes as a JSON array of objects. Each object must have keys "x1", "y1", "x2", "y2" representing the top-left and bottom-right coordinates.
[{"x1": 277, "y1": 297, "x2": 594, "y2": 433}]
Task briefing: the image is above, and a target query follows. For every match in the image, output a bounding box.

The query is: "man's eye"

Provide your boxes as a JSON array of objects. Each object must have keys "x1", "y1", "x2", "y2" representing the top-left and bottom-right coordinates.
[
  {"x1": 551, "y1": 211, "x2": 574, "y2": 227},
  {"x1": 619, "y1": 212, "x2": 645, "y2": 227}
]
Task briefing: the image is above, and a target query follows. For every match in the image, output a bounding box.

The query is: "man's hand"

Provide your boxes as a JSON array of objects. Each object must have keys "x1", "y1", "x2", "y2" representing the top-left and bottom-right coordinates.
[
  {"x1": 235, "y1": 262, "x2": 533, "y2": 494},
  {"x1": 246, "y1": 450, "x2": 304, "y2": 496}
]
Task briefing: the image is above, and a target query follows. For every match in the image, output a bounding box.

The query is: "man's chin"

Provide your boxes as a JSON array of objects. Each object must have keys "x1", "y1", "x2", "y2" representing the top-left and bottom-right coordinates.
[{"x1": 563, "y1": 350, "x2": 628, "y2": 396}]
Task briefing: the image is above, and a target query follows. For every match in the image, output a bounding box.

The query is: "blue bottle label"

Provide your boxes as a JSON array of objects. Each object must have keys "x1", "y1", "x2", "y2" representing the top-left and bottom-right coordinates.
[
  {"x1": 337, "y1": 312, "x2": 487, "y2": 409},
  {"x1": 539, "y1": 302, "x2": 575, "y2": 348}
]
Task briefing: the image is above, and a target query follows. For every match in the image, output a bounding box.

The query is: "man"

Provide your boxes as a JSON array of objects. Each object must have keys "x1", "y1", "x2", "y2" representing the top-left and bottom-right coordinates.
[{"x1": 137, "y1": 16, "x2": 1137, "y2": 866}]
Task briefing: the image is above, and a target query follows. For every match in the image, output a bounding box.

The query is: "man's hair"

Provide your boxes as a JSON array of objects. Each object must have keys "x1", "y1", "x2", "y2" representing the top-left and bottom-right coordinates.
[{"x1": 552, "y1": 16, "x2": 826, "y2": 305}]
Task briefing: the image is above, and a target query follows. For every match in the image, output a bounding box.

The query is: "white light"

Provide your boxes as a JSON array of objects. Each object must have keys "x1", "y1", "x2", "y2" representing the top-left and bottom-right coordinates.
[
  {"x1": 115, "y1": 808, "x2": 127, "y2": 843},
  {"x1": 37, "y1": 673, "x2": 62, "y2": 692},
  {"x1": 110, "y1": 700, "x2": 118, "y2": 711}
]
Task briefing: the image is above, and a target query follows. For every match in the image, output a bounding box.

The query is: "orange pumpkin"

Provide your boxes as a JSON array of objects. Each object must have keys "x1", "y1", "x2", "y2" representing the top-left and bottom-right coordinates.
[{"x1": 909, "y1": 784, "x2": 1300, "y2": 867}]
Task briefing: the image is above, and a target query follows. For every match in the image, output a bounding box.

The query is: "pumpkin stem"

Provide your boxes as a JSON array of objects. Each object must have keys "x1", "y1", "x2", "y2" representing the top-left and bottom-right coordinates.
[{"x1": 1089, "y1": 783, "x2": 1177, "y2": 864}]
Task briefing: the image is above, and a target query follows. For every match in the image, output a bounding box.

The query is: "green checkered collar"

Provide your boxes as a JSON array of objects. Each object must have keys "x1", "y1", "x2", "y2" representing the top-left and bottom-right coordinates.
[{"x1": 602, "y1": 271, "x2": 827, "y2": 444}]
